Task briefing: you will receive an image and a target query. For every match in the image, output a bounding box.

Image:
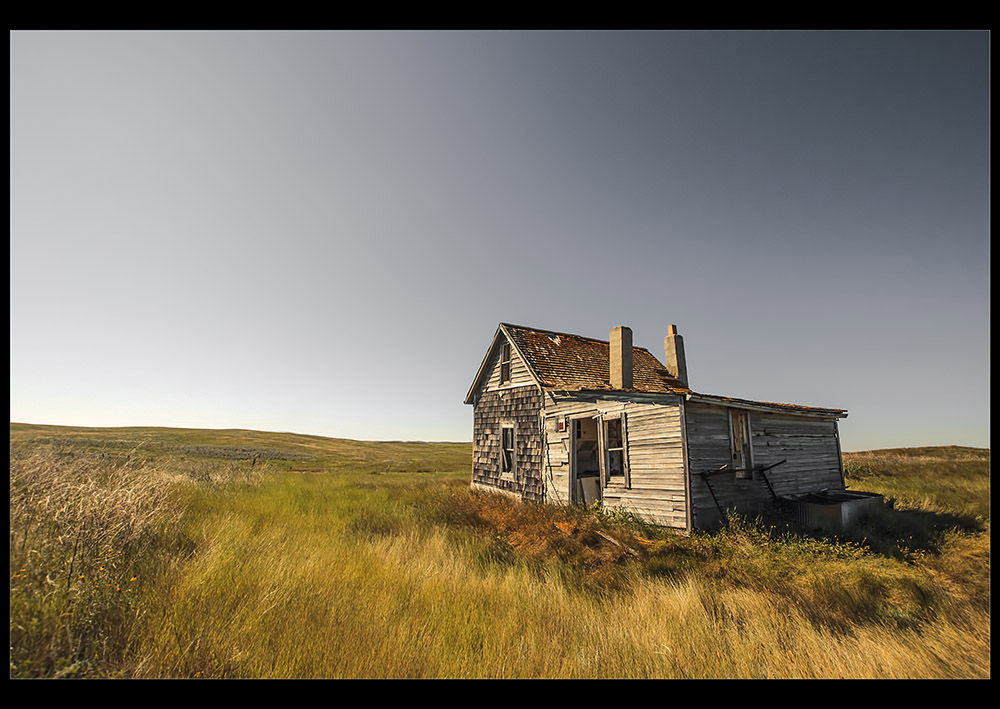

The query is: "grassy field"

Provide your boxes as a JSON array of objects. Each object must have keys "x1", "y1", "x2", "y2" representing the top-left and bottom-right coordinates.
[{"x1": 9, "y1": 423, "x2": 990, "y2": 678}]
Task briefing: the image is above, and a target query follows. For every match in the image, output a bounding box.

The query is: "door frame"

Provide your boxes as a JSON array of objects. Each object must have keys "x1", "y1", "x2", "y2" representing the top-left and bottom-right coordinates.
[{"x1": 568, "y1": 412, "x2": 603, "y2": 503}]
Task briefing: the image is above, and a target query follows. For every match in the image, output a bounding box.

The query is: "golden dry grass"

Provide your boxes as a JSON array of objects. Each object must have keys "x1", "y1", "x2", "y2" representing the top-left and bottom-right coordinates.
[{"x1": 9, "y1": 425, "x2": 990, "y2": 678}]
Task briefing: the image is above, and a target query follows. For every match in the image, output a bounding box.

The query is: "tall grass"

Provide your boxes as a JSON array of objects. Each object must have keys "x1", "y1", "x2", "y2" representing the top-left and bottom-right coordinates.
[
  {"x1": 844, "y1": 446, "x2": 990, "y2": 521},
  {"x1": 9, "y1": 443, "x2": 261, "y2": 677},
  {"x1": 127, "y1": 473, "x2": 988, "y2": 678},
  {"x1": 9, "y1": 426, "x2": 990, "y2": 678}
]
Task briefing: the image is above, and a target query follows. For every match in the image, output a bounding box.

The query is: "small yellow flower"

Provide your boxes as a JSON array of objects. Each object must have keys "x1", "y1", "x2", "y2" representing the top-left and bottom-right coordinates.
[{"x1": 129, "y1": 577, "x2": 137, "y2": 582}]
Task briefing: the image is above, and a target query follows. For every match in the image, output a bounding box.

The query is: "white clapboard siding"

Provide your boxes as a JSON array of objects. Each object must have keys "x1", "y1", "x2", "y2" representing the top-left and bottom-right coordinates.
[{"x1": 541, "y1": 392, "x2": 688, "y2": 528}]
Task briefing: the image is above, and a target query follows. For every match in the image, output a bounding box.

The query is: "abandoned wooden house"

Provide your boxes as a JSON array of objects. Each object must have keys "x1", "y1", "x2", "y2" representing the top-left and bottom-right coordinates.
[{"x1": 464, "y1": 323, "x2": 850, "y2": 530}]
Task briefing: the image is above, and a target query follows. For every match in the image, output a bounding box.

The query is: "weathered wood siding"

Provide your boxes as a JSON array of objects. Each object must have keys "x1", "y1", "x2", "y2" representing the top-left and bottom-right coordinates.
[
  {"x1": 748, "y1": 411, "x2": 844, "y2": 495},
  {"x1": 685, "y1": 401, "x2": 844, "y2": 528},
  {"x1": 685, "y1": 402, "x2": 763, "y2": 528},
  {"x1": 472, "y1": 386, "x2": 545, "y2": 501},
  {"x1": 542, "y1": 392, "x2": 688, "y2": 529},
  {"x1": 479, "y1": 336, "x2": 535, "y2": 394}
]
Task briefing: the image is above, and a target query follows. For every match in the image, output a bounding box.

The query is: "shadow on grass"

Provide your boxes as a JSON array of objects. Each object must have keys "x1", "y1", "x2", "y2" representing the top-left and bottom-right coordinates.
[
  {"x1": 740, "y1": 500, "x2": 985, "y2": 560},
  {"x1": 836, "y1": 504, "x2": 985, "y2": 559},
  {"x1": 691, "y1": 500, "x2": 985, "y2": 561}
]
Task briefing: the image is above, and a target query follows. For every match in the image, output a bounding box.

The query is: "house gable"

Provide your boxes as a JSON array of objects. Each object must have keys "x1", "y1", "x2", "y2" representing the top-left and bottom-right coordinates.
[{"x1": 464, "y1": 325, "x2": 541, "y2": 405}]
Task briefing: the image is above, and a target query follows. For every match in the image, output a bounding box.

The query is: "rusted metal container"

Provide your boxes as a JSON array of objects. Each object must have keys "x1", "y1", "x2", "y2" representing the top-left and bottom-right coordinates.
[{"x1": 783, "y1": 489, "x2": 885, "y2": 533}]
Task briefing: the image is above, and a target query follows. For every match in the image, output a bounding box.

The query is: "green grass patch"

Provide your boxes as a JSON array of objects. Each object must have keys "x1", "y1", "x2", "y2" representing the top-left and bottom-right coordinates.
[{"x1": 844, "y1": 446, "x2": 990, "y2": 520}]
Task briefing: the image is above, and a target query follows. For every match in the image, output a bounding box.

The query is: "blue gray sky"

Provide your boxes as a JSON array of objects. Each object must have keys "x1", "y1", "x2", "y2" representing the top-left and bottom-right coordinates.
[{"x1": 10, "y1": 31, "x2": 990, "y2": 450}]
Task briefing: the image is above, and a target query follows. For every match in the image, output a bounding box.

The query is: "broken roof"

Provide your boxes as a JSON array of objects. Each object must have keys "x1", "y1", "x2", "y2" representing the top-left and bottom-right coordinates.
[
  {"x1": 464, "y1": 323, "x2": 687, "y2": 404},
  {"x1": 466, "y1": 323, "x2": 847, "y2": 418},
  {"x1": 503, "y1": 322, "x2": 690, "y2": 395}
]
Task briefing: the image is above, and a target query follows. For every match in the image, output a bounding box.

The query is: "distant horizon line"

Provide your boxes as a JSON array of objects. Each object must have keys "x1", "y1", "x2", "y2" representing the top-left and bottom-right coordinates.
[
  {"x1": 9, "y1": 419, "x2": 988, "y2": 453},
  {"x1": 8, "y1": 420, "x2": 471, "y2": 445}
]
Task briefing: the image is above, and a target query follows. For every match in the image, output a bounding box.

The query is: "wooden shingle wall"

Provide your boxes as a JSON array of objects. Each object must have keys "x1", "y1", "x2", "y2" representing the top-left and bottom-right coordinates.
[{"x1": 472, "y1": 386, "x2": 545, "y2": 501}]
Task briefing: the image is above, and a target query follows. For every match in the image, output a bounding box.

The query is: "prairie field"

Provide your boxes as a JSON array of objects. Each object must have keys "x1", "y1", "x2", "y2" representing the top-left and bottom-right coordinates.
[{"x1": 9, "y1": 423, "x2": 990, "y2": 678}]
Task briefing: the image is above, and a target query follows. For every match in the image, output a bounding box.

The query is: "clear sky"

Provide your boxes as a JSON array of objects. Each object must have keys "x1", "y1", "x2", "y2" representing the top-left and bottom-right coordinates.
[{"x1": 10, "y1": 31, "x2": 990, "y2": 451}]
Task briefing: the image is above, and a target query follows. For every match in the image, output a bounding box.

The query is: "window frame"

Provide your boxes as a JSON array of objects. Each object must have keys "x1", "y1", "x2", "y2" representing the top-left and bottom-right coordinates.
[
  {"x1": 500, "y1": 423, "x2": 516, "y2": 479},
  {"x1": 600, "y1": 413, "x2": 630, "y2": 489},
  {"x1": 729, "y1": 409, "x2": 754, "y2": 480},
  {"x1": 499, "y1": 342, "x2": 512, "y2": 385}
]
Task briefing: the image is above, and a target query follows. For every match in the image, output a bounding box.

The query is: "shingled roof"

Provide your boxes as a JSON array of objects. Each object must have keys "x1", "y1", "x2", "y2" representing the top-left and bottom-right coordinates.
[
  {"x1": 466, "y1": 323, "x2": 847, "y2": 418},
  {"x1": 464, "y1": 323, "x2": 690, "y2": 404},
  {"x1": 501, "y1": 323, "x2": 691, "y2": 395}
]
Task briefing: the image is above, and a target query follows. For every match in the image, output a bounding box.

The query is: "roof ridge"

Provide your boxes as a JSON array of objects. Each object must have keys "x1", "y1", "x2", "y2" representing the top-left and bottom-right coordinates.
[{"x1": 501, "y1": 322, "x2": 654, "y2": 353}]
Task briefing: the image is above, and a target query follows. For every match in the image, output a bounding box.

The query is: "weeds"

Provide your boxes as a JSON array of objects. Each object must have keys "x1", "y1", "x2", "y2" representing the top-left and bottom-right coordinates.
[{"x1": 8, "y1": 442, "x2": 262, "y2": 677}]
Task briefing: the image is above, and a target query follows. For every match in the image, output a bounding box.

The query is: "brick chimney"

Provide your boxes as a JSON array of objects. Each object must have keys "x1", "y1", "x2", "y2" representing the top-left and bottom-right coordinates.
[
  {"x1": 610, "y1": 326, "x2": 633, "y2": 389},
  {"x1": 664, "y1": 324, "x2": 688, "y2": 387}
]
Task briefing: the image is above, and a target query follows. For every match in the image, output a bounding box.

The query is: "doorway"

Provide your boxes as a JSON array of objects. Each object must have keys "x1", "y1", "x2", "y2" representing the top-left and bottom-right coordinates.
[{"x1": 571, "y1": 416, "x2": 601, "y2": 504}]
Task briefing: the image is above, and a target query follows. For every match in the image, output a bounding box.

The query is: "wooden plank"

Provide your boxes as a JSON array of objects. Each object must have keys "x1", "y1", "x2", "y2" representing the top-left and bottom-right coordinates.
[
  {"x1": 626, "y1": 429, "x2": 683, "y2": 440},
  {"x1": 608, "y1": 489, "x2": 687, "y2": 500},
  {"x1": 622, "y1": 412, "x2": 631, "y2": 489},
  {"x1": 834, "y1": 419, "x2": 845, "y2": 488},
  {"x1": 628, "y1": 441, "x2": 685, "y2": 452},
  {"x1": 629, "y1": 455, "x2": 685, "y2": 465},
  {"x1": 627, "y1": 409, "x2": 680, "y2": 419},
  {"x1": 597, "y1": 412, "x2": 607, "y2": 486},
  {"x1": 678, "y1": 397, "x2": 693, "y2": 531},
  {"x1": 626, "y1": 468, "x2": 686, "y2": 479}
]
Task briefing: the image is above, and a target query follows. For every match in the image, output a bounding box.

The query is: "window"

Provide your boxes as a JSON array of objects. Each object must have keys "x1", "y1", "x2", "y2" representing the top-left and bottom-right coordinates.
[
  {"x1": 501, "y1": 425, "x2": 515, "y2": 475},
  {"x1": 605, "y1": 417, "x2": 625, "y2": 482},
  {"x1": 601, "y1": 414, "x2": 630, "y2": 489},
  {"x1": 499, "y1": 342, "x2": 511, "y2": 385},
  {"x1": 730, "y1": 410, "x2": 753, "y2": 479}
]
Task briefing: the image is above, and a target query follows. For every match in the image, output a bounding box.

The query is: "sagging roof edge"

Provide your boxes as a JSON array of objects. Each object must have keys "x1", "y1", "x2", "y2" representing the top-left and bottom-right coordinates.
[
  {"x1": 542, "y1": 389, "x2": 846, "y2": 418},
  {"x1": 684, "y1": 393, "x2": 848, "y2": 419}
]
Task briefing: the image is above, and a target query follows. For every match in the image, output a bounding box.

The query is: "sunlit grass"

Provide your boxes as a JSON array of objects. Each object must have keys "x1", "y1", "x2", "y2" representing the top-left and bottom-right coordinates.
[
  {"x1": 127, "y1": 470, "x2": 987, "y2": 678},
  {"x1": 844, "y1": 446, "x2": 990, "y2": 520},
  {"x1": 9, "y1": 425, "x2": 990, "y2": 678}
]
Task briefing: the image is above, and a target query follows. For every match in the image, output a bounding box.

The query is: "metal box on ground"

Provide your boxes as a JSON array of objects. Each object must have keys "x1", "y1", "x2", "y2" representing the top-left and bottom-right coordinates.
[{"x1": 782, "y1": 489, "x2": 885, "y2": 533}]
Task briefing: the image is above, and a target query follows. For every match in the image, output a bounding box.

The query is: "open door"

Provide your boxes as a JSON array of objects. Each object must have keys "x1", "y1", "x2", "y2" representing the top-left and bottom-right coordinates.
[{"x1": 570, "y1": 416, "x2": 602, "y2": 504}]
